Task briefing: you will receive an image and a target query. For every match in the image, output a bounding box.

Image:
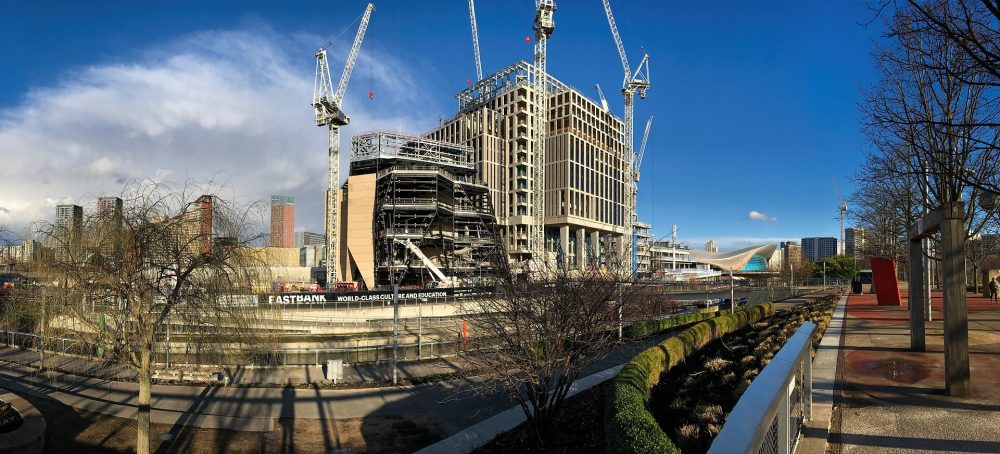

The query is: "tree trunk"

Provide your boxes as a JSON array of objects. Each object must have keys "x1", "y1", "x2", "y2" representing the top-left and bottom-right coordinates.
[{"x1": 137, "y1": 347, "x2": 152, "y2": 454}]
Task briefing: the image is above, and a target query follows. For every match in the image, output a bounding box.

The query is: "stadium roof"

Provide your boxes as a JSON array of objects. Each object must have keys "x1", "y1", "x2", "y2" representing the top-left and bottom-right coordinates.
[{"x1": 688, "y1": 244, "x2": 778, "y2": 271}]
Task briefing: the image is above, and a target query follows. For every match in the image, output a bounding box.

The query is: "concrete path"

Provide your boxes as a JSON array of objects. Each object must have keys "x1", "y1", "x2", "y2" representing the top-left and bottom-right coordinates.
[
  {"x1": 827, "y1": 290, "x2": 1000, "y2": 453},
  {"x1": 798, "y1": 291, "x2": 848, "y2": 453}
]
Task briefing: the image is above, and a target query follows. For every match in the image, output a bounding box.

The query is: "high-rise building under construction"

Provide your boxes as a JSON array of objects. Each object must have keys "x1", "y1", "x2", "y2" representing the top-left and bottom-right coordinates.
[
  {"x1": 426, "y1": 62, "x2": 630, "y2": 271},
  {"x1": 335, "y1": 131, "x2": 503, "y2": 289}
]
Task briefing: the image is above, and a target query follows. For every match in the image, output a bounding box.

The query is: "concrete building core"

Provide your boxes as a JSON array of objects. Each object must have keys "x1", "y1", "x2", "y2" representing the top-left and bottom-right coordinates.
[
  {"x1": 335, "y1": 131, "x2": 503, "y2": 290},
  {"x1": 426, "y1": 61, "x2": 630, "y2": 271}
]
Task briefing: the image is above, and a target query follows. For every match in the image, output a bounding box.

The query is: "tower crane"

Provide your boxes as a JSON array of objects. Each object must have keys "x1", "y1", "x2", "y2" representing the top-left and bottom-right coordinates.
[
  {"x1": 313, "y1": 2, "x2": 374, "y2": 289},
  {"x1": 602, "y1": 0, "x2": 650, "y2": 274},
  {"x1": 468, "y1": 0, "x2": 483, "y2": 82},
  {"x1": 531, "y1": 0, "x2": 555, "y2": 267},
  {"x1": 634, "y1": 116, "x2": 652, "y2": 181},
  {"x1": 831, "y1": 174, "x2": 848, "y2": 255}
]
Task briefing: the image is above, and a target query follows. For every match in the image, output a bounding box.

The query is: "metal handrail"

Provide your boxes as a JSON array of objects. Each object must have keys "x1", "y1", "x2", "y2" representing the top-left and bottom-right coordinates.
[{"x1": 708, "y1": 321, "x2": 816, "y2": 454}]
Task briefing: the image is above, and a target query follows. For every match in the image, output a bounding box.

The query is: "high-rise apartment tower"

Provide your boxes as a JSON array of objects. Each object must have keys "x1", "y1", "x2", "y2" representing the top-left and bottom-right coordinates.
[{"x1": 270, "y1": 195, "x2": 295, "y2": 248}]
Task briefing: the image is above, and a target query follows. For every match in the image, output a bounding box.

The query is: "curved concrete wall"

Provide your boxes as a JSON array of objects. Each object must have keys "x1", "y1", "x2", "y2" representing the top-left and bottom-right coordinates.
[{"x1": 0, "y1": 391, "x2": 45, "y2": 454}]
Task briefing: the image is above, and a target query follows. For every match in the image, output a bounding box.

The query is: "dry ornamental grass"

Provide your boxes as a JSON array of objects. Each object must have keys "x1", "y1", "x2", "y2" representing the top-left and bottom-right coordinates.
[{"x1": 649, "y1": 297, "x2": 837, "y2": 453}]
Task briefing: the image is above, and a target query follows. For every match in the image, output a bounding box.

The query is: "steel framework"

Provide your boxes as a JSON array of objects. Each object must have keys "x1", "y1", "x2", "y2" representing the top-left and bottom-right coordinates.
[{"x1": 351, "y1": 132, "x2": 503, "y2": 289}]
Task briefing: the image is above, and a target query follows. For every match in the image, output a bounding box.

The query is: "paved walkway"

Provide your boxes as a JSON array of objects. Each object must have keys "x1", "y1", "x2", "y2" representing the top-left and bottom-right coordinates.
[{"x1": 827, "y1": 289, "x2": 1000, "y2": 453}]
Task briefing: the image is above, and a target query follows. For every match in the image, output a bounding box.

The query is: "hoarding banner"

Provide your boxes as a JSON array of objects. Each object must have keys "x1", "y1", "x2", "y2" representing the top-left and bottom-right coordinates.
[{"x1": 261, "y1": 287, "x2": 494, "y2": 305}]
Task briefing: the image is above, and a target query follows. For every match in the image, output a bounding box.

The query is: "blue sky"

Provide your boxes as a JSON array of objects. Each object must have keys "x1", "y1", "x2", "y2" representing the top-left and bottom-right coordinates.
[{"x1": 0, "y1": 1, "x2": 885, "y2": 250}]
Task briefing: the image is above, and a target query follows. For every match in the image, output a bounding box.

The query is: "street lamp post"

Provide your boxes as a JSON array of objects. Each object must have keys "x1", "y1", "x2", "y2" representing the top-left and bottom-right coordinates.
[
  {"x1": 790, "y1": 262, "x2": 795, "y2": 296},
  {"x1": 823, "y1": 261, "x2": 827, "y2": 287},
  {"x1": 730, "y1": 267, "x2": 735, "y2": 314}
]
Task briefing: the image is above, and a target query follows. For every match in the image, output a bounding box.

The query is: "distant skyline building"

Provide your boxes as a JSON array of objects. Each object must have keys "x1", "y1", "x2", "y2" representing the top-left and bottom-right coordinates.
[
  {"x1": 96, "y1": 196, "x2": 124, "y2": 256},
  {"x1": 270, "y1": 195, "x2": 294, "y2": 248},
  {"x1": 54, "y1": 204, "x2": 83, "y2": 262},
  {"x1": 845, "y1": 227, "x2": 866, "y2": 257},
  {"x1": 294, "y1": 231, "x2": 324, "y2": 248},
  {"x1": 781, "y1": 241, "x2": 801, "y2": 272},
  {"x1": 96, "y1": 196, "x2": 123, "y2": 218},
  {"x1": 802, "y1": 237, "x2": 838, "y2": 261},
  {"x1": 299, "y1": 244, "x2": 325, "y2": 268},
  {"x1": 705, "y1": 240, "x2": 717, "y2": 253},
  {"x1": 96, "y1": 196, "x2": 123, "y2": 232},
  {"x1": 177, "y1": 195, "x2": 214, "y2": 254}
]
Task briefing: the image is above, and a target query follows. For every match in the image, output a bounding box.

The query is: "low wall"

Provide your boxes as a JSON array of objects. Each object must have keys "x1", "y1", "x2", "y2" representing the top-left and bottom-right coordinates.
[{"x1": 0, "y1": 390, "x2": 44, "y2": 454}]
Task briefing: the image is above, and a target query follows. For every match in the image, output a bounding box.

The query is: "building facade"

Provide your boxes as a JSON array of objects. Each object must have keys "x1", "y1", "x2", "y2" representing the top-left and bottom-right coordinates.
[
  {"x1": 270, "y1": 195, "x2": 294, "y2": 248},
  {"x1": 802, "y1": 237, "x2": 838, "y2": 261},
  {"x1": 781, "y1": 241, "x2": 802, "y2": 272},
  {"x1": 97, "y1": 197, "x2": 123, "y2": 221},
  {"x1": 635, "y1": 221, "x2": 652, "y2": 277},
  {"x1": 294, "y1": 231, "x2": 324, "y2": 248},
  {"x1": 54, "y1": 204, "x2": 83, "y2": 262},
  {"x1": 426, "y1": 62, "x2": 630, "y2": 271},
  {"x1": 705, "y1": 240, "x2": 718, "y2": 253},
  {"x1": 845, "y1": 227, "x2": 867, "y2": 258},
  {"x1": 299, "y1": 244, "x2": 325, "y2": 268}
]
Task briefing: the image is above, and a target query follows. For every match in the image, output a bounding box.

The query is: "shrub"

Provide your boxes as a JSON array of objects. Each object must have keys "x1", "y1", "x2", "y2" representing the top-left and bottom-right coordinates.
[
  {"x1": 605, "y1": 303, "x2": 774, "y2": 454},
  {"x1": 625, "y1": 311, "x2": 721, "y2": 339}
]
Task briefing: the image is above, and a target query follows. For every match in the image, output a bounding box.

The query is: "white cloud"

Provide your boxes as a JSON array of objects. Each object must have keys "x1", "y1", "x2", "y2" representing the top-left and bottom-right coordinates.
[
  {"x1": 0, "y1": 28, "x2": 441, "y2": 233},
  {"x1": 747, "y1": 210, "x2": 777, "y2": 222}
]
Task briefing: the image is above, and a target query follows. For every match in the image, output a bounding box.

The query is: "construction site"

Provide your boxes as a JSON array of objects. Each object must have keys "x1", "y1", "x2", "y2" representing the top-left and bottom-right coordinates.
[
  {"x1": 335, "y1": 132, "x2": 503, "y2": 290},
  {"x1": 314, "y1": 0, "x2": 653, "y2": 290}
]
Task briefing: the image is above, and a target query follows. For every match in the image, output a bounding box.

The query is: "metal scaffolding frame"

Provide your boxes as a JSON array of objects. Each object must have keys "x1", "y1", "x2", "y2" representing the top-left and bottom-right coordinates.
[
  {"x1": 456, "y1": 61, "x2": 569, "y2": 114},
  {"x1": 350, "y1": 132, "x2": 503, "y2": 289}
]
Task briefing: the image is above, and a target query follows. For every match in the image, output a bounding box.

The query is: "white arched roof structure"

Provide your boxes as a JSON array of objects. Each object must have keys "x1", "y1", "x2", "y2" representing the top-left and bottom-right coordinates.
[{"x1": 688, "y1": 244, "x2": 777, "y2": 271}]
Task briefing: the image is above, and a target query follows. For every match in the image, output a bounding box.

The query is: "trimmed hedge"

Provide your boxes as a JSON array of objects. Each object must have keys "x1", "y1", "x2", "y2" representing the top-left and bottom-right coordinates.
[
  {"x1": 604, "y1": 303, "x2": 775, "y2": 454},
  {"x1": 625, "y1": 311, "x2": 721, "y2": 339}
]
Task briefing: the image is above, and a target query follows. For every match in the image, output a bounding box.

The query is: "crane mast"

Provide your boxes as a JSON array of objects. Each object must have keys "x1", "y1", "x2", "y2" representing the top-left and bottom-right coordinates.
[
  {"x1": 314, "y1": 2, "x2": 374, "y2": 289},
  {"x1": 468, "y1": 0, "x2": 483, "y2": 82},
  {"x1": 831, "y1": 175, "x2": 848, "y2": 255},
  {"x1": 603, "y1": 0, "x2": 649, "y2": 274},
  {"x1": 531, "y1": 0, "x2": 555, "y2": 267}
]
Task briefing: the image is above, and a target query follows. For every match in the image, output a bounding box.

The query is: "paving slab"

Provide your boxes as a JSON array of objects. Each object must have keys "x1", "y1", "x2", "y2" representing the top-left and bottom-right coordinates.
[{"x1": 828, "y1": 289, "x2": 1000, "y2": 454}]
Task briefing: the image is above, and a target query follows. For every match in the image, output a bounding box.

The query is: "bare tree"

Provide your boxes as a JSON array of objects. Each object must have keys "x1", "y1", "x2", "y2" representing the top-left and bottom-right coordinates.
[
  {"x1": 460, "y1": 243, "x2": 641, "y2": 448},
  {"x1": 851, "y1": 151, "x2": 923, "y2": 271},
  {"x1": 857, "y1": 1, "x2": 1000, "y2": 276},
  {"x1": 37, "y1": 179, "x2": 270, "y2": 454}
]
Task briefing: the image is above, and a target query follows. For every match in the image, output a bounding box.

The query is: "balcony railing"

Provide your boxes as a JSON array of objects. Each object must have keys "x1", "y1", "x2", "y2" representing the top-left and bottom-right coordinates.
[{"x1": 709, "y1": 321, "x2": 815, "y2": 454}]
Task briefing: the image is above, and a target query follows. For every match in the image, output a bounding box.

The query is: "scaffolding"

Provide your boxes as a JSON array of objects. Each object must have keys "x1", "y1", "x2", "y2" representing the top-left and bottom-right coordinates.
[
  {"x1": 350, "y1": 132, "x2": 504, "y2": 289},
  {"x1": 456, "y1": 61, "x2": 569, "y2": 114}
]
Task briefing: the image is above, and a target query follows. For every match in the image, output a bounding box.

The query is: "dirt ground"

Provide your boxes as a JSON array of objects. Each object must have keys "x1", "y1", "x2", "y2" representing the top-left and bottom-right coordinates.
[{"x1": 17, "y1": 391, "x2": 440, "y2": 454}]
